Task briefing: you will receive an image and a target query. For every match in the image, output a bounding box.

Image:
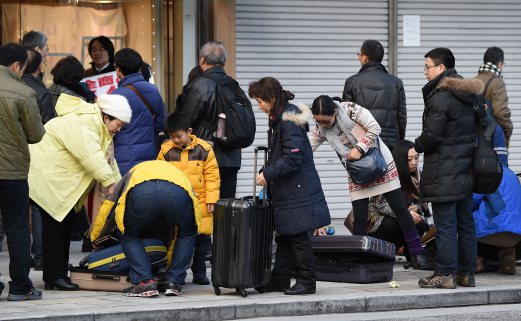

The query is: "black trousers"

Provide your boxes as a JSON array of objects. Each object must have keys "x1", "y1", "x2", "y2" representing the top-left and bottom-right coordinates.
[
  {"x1": 191, "y1": 234, "x2": 211, "y2": 276},
  {"x1": 0, "y1": 180, "x2": 33, "y2": 294},
  {"x1": 352, "y1": 188, "x2": 417, "y2": 236},
  {"x1": 271, "y1": 233, "x2": 316, "y2": 287},
  {"x1": 219, "y1": 167, "x2": 239, "y2": 199},
  {"x1": 39, "y1": 204, "x2": 75, "y2": 282}
]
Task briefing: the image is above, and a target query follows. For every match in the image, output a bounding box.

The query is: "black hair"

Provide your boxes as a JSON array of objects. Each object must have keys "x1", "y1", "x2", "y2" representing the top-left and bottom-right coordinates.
[
  {"x1": 101, "y1": 112, "x2": 116, "y2": 121},
  {"x1": 391, "y1": 140, "x2": 417, "y2": 200},
  {"x1": 248, "y1": 77, "x2": 294, "y2": 116},
  {"x1": 140, "y1": 62, "x2": 152, "y2": 82},
  {"x1": 360, "y1": 39, "x2": 384, "y2": 62},
  {"x1": 114, "y1": 48, "x2": 143, "y2": 76},
  {"x1": 51, "y1": 56, "x2": 85, "y2": 89},
  {"x1": 424, "y1": 47, "x2": 455, "y2": 69},
  {"x1": 166, "y1": 113, "x2": 192, "y2": 134},
  {"x1": 88, "y1": 36, "x2": 115, "y2": 65},
  {"x1": 21, "y1": 30, "x2": 47, "y2": 50},
  {"x1": 311, "y1": 95, "x2": 338, "y2": 116},
  {"x1": 24, "y1": 49, "x2": 42, "y2": 74},
  {"x1": 483, "y1": 47, "x2": 504, "y2": 65},
  {"x1": 0, "y1": 43, "x2": 28, "y2": 67}
]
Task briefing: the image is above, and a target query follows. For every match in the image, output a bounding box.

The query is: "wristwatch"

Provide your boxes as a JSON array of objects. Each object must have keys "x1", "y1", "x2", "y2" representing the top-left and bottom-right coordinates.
[{"x1": 355, "y1": 145, "x2": 365, "y2": 155}]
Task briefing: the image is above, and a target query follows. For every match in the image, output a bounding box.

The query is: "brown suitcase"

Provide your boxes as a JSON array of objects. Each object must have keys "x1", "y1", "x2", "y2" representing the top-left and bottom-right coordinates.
[{"x1": 69, "y1": 267, "x2": 131, "y2": 292}]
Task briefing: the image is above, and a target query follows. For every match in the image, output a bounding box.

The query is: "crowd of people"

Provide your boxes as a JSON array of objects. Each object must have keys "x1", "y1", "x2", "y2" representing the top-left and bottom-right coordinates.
[{"x1": 0, "y1": 30, "x2": 518, "y2": 301}]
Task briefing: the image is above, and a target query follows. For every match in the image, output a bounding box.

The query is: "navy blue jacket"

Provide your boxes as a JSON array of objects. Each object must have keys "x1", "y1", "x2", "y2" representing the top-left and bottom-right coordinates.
[
  {"x1": 263, "y1": 103, "x2": 331, "y2": 235},
  {"x1": 112, "y1": 73, "x2": 165, "y2": 175}
]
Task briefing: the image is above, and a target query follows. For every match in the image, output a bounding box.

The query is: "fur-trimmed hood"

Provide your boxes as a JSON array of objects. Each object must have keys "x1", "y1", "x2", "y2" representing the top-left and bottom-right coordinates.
[
  {"x1": 424, "y1": 69, "x2": 483, "y2": 105},
  {"x1": 281, "y1": 103, "x2": 312, "y2": 127}
]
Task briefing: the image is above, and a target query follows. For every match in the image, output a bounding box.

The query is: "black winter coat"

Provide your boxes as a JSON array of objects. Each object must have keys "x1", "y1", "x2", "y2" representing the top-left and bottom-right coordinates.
[
  {"x1": 174, "y1": 66, "x2": 240, "y2": 168},
  {"x1": 22, "y1": 74, "x2": 56, "y2": 124},
  {"x1": 263, "y1": 103, "x2": 331, "y2": 235},
  {"x1": 414, "y1": 69, "x2": 483, "y2": 203},
  {"x1": 342, "y1": 62, "x2": 406, "y2": 149}
]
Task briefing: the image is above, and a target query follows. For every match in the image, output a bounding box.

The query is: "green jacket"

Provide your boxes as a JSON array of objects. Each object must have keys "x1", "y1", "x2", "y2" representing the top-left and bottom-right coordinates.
[{"x1": 0, "y1": 66, "x2": 45, "y2": 180}]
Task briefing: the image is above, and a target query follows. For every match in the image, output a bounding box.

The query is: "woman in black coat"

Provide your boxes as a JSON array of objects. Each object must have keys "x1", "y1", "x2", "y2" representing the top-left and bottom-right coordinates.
[{"x1": 248, "y1": 77, "x2": 331, "y2": 295}]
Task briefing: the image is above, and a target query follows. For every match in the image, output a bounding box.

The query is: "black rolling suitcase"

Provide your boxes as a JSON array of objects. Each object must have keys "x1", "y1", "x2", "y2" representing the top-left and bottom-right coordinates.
[
  {"x1": 212, "y1": 146, "x2": 274, "y2": 297},
  {"x1": 311, "y1": 235, "x2": 396, "y2": 284}
]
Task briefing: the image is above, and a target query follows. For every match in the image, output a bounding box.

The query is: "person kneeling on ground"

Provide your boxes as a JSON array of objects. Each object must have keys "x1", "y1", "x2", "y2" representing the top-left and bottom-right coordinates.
[{"x1": 91, "y1": 160, "x2": 201, "y2": 297}]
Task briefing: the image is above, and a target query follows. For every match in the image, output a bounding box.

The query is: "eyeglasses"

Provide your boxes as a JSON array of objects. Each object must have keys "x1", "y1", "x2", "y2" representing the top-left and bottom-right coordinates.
[{"x1": 424, "y1": 64, "x2": 440, "y2": 71}]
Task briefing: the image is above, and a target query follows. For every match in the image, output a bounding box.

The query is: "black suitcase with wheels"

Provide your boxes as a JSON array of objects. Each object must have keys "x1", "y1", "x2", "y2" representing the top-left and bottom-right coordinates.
[
  {"x1": 211, "y1": 146, "x2": 274, "y2": 297},
  {"x1": 311, "y1": 235, "x2": 396, "y2": 284}
]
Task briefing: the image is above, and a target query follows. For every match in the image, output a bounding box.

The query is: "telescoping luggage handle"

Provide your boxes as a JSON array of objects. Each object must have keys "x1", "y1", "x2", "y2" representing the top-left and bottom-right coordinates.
[{"x1": 254, "y1": 146, "x2": 269, "y2": 206}]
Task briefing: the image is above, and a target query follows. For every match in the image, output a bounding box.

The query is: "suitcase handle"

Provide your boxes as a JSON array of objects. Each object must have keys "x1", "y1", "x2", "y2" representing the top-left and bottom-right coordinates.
[
  {"x1": 92, "y1": 273, "x2": 122, "y2": 281},
  {"x1": 254, "y1": 146, "x2": 269, "y2": 206}
]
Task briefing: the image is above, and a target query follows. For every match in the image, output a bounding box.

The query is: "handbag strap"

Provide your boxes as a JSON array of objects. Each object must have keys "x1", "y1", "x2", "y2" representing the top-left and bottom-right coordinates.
[{"x1": 125, "y1": 84, "x2": 155, "y2": 117}]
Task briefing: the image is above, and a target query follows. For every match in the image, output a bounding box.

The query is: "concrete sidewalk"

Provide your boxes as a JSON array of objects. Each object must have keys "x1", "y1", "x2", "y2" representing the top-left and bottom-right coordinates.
[{"x1": 1, "y1": 238, "x2": 521, "y2": 321}]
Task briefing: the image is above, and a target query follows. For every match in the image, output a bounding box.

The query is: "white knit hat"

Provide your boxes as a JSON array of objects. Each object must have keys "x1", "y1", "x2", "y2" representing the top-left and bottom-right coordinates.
[{"x1": 97, "y1": 94, "x2": 132, "y2": 123}]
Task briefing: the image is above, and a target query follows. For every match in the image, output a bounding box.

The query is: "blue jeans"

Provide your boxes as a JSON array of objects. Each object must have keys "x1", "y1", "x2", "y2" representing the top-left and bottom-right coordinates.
[
  {"x1": 30, "y1": 204, "x2": 43, "y2": 263},
  {"x1": 432, "y1": 194, "x2": 476, "y2": 275},
  {"x1": 121, "y1": 180, "x2": 197, "y2": 284}
]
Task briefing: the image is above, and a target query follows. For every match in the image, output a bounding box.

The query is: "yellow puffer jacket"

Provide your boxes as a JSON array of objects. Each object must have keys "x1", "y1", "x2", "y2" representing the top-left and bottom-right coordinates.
[
  {"x1": 90, "y1": 160, "x2": 202, "y2": 241},
  {"x1": 28, "y1": 94, "x2": 121, "y2": 222},
  {"x1": 157, "y1": 135, "x2": 220, "y2": 235}
]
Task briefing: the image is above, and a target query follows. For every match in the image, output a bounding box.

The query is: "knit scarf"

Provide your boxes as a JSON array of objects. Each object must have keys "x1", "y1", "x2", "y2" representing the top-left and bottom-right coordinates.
[
  {"x1": 323, "y1": 103, "x2": 358, "y2": 164},
  {"x1": 479, "y1": 62, "x2": 503, "y2": 78}
]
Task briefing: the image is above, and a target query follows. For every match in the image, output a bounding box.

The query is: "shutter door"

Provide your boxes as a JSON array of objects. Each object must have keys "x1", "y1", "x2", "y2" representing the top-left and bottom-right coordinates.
[
  {"x1": 235, "y1": 0, "x2": 389, "y2": 219},
  {"x1": 397, "y1": 0, "x2": 521, "y2": 172}
]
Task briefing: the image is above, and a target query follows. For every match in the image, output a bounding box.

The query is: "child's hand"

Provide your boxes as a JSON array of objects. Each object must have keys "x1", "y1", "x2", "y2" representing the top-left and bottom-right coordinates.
[{"x1": 207, "y1": 203, "x2": 215, "y2": 213}]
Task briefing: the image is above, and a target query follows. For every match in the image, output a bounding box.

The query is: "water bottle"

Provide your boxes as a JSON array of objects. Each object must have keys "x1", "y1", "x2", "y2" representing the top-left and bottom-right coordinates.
[{"x1": 325, "y1": 225, "x2": 335, "y2": 235}]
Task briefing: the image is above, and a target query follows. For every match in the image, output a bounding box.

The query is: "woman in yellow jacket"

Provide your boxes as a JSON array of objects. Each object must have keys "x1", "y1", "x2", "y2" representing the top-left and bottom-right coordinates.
[{"x1": 28, "y1": 93, "x2": 131, "y2": 291}]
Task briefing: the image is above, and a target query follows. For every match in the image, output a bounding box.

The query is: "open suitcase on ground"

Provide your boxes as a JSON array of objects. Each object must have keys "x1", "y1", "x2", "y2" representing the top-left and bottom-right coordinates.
[
  {"x1": 311, "y1": 235, "x2": 396, "y2": 284},
  {"x1": 70, "y1": 239, "x2": 167, "y2": 292},
  {"x1": 211, "y1": 147, "x2": 274, "y2": 297}
]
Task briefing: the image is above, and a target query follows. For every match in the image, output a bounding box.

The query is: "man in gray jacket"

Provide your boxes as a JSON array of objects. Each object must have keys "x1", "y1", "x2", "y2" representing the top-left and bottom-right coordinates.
[
  {"x1": 0, "y1": 43, "x2": 45, "y2": 301},
  {"x1": 343, "y1": 40, "x2": 406, "y2": 150}
]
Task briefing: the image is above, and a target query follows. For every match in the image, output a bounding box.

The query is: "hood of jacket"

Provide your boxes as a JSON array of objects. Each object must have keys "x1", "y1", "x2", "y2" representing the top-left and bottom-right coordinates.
[
  {"x1": 55, "y1": 93, "x2": 99, "y2": 117},
  {"x1": 281, "y1": 103, "x2": 312, "y2": 128},
  {"x1": 423, "y1": 68, "x2": 484, "y2": 105}
]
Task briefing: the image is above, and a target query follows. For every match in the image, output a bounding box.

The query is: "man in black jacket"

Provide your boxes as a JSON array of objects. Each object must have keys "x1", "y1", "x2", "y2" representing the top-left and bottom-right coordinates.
[
  {"x1": 342, "y1": 40, "x2": 406, "y2": 150},
  {"x1": 415, "y1": 48, "x2": 481, "y2": 289},
  {"x1": 22, "y1": 49, "x2": 55, "y2": 124},
  {"x1": 174, "y1": 41, "x2": 241, "y2": 199}
]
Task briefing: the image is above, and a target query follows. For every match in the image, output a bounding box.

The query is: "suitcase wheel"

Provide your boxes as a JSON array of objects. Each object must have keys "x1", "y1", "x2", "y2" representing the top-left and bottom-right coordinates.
[
  {"x1": 214, "y1": 287, "x2": 221, "y2": 296},
  {"x1": 236, "y1": 288, "x2": 248, "y2": 298}
]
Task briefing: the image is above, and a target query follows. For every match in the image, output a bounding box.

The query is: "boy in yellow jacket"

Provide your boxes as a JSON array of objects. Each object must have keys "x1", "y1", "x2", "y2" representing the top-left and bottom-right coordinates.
[{"x1": 158, "y1": 113, "x2": 220, "y2": 285}]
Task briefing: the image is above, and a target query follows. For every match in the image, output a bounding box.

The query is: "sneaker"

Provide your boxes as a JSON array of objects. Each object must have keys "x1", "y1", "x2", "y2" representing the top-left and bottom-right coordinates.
[
  {"x1": 498, "y1": 247, "x2": 516, "y2": 275},
  {"x1": 192, "y1": 274, "x2": 210, "y2": 285},
  {"x1": 0, "y1": 281, "x2": 4, "y2": 296},
  {"x1": 410, "y1": 253, "x2": 436, "y2": 270},
  {"x1": 455, "y1": 272, "x2": 475, "y2": 287},
  {"x1": 165, "y1": 282, "x2": 182, "y2": 296},
  {"x1": 122, "y1": 279, "x2": 159, "y2": 297},
  {"x1": 418, "y1": 274, "x2": 456, "y2": 289},
  {"x1": 7, "y1": 287, "x2": 43, "y2": 301}
]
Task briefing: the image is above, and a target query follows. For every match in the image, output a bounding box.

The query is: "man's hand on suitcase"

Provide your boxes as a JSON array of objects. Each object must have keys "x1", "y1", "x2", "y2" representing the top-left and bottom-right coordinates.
[{"x1": 256, "y1": 173, "x2": 267, "y2": 186}]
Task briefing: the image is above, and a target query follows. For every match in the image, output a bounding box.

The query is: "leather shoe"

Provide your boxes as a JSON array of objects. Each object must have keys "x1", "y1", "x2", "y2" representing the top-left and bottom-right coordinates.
[
  {"x1": 45, "y1": 278, "x2": 79, "y2": 291},
  {"x1": 284, "y1": 283, "x2": 315, "y2": 295},
  {"x1": 410, "y1": 253, "x2": 435, "y2": 270}
]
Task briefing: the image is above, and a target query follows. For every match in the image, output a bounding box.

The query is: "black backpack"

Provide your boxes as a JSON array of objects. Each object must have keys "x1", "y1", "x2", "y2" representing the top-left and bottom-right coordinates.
[
  {"x1": 201, "y1": 73, "x2": 256, "y2": 149},
  {"x1": 472, "y1": 96, "x2": 503, "y2": 194}
]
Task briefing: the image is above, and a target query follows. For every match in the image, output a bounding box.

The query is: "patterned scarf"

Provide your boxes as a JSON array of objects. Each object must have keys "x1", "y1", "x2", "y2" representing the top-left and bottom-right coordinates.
[
  {"x1": 478, "y1": 62, "x2": 503, "y2": 78},
  {"x1": 323, "y1": 103, "x2": 358, "y2": 164}
]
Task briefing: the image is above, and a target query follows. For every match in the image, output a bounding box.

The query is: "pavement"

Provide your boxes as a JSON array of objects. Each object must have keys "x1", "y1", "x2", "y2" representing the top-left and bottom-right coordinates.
[{"x1": 1, "y1": 220, "x2": 521, "y2": 321}]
